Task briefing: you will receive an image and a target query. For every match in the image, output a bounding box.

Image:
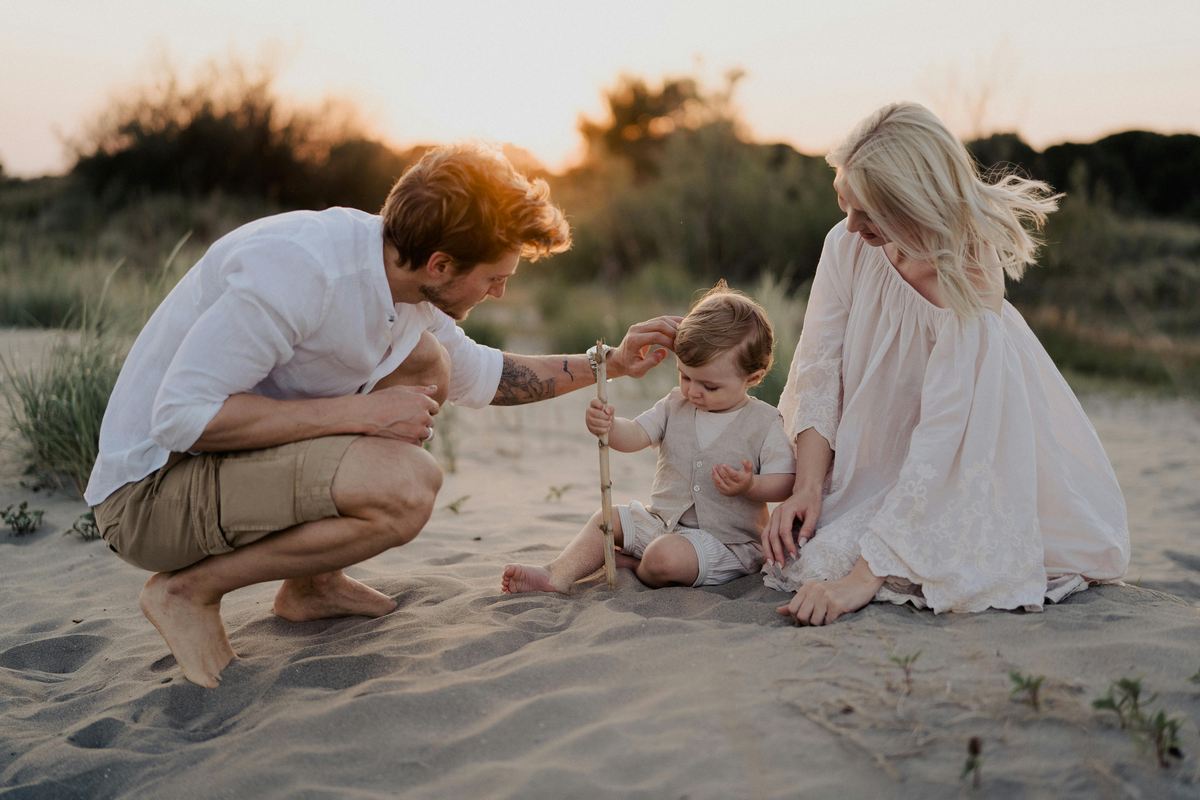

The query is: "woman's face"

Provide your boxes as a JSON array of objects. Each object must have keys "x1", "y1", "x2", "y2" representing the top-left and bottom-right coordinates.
[{"x1": 834, "y1": 174, "x2": 888, "y2": 247}]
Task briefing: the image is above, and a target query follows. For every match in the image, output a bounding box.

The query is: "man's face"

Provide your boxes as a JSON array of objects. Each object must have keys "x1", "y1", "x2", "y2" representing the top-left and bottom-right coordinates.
[{"x1": 420, "y1": 250, "x2": 520, "y2": 320}]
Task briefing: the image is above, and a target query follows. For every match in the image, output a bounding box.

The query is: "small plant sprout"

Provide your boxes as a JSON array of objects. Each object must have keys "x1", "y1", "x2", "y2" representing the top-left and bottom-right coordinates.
[
  {"x1": 544, "y1": 484, "x2": 573, "y2": 503},
  {"x1": 1142, "y1": 709, "x2": 1184, "y2": 768},
  {"x1": 2, "y1": 501, "x2": 44, "y2": 535},
  {"x1": 66, "y1": 511, "x2": 100, "y2": 541},
  {"x1": 1092, "y1": 678, "x2": 1153, "y2": 730},
  {"x1": 1009, "y1": 671, "x2": 1046, "y2": 712},
  {"x1": 441, "y1": 495, "x2": 470, "y2": 515},
  {"x1": 1093, "y1": 677, "x2": 1186, "y2": 768},
  {"x1": 960, "y1": 736, "x2": 982, "y2": 789},
  {"x1": 889, "y1": 650, "x2": 921, "y2": 694}
]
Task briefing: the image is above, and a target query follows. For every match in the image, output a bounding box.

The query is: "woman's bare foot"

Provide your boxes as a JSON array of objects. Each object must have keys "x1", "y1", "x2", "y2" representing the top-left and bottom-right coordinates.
[
  {"x1": 272, "y1": 571, "x2": 398, "y2": 621},
  {"x1": 501, "y1": 564, "x2": 570, "y2": 594},
  {"x1": 139, "y1": 573, "x2": 236, "y2": 688},
  {"x1": 776, "y1": 557, "x2": 885, "y2": 626}
]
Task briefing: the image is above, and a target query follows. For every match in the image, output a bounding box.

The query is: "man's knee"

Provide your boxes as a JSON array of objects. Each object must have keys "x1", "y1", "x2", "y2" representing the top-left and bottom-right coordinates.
[
  {"x1": 335, "y1": 439, "x2": 443, "y2": 546},
  {"x1": 377, "y1": 331, "x2": 451, "y2": 406},
  {"x1": 379, "y1": 446, "x2": 442, "y2": 545}
]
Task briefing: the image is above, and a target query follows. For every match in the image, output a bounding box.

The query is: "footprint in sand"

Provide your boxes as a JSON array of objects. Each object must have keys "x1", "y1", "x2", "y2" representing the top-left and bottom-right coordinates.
[
  {"x1": 0, "y1": 634, "x2": 105, "y2": 674},
  {"x1": 1164, "y1": 549, "x2": 1200, "y2": 571},
  {"x1": 276, "y1": 653, "x2": 393, "y2": 691},
  {"x1": 67, "y1": 717, "x2": 125, "y2": 749},
  {"x1": 440, "y1": 630, "x2": 533, "y2": 670}
]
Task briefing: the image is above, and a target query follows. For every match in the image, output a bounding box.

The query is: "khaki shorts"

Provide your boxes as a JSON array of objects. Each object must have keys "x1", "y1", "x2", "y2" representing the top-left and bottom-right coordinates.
[{"x1": 93, "y1": 435, "x2": 359, "y2": 573}]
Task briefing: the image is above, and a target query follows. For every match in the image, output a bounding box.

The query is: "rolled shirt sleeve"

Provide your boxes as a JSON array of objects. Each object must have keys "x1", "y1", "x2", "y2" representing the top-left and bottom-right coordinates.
[
  {"x1": 149, "y1": 240, "x2": 330, "y2": 452},
  {"x1": 424, "y1": 308, "x2": 504, "y2": 408}
]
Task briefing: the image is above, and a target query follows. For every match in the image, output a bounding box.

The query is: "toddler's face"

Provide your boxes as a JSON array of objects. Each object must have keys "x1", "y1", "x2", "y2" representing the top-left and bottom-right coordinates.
[{"x1": 677, "y1": 348, "x2": 761, "y2": 413}]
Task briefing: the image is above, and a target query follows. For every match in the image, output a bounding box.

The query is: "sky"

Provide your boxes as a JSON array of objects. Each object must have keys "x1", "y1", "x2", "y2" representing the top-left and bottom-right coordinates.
[{"x1": 2, "y1": 0, "x2": 1198, "y2": 177}]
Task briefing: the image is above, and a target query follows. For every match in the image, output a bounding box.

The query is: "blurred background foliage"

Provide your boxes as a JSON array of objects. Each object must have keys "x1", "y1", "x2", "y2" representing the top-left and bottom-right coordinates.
[{"x1": 2, "y1": 58, "x2": 1198, "y2": 406}]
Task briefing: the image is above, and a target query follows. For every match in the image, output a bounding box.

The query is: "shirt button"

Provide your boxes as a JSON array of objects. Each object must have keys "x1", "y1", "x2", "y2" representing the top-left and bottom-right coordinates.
[{"x1": 693, "y1": 485, "x2": 701, "y2": 492}]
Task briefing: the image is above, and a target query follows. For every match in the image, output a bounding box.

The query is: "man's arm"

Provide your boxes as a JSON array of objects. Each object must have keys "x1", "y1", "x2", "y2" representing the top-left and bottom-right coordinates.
[
  {"x1": 491, "y1": 315, "x2": 681, "y2": 406},
  {"x1": 492, "y1": 354, "x2": 591, "y2": 406},
  {"x1": 191, "y1": 386, "x2": 440, "y2": 452}
]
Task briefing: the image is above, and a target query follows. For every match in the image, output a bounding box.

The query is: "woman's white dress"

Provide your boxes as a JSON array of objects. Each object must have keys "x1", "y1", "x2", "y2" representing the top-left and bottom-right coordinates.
[{"x1": 765, "y1": 221, "x2": 1129, "y2": 613}]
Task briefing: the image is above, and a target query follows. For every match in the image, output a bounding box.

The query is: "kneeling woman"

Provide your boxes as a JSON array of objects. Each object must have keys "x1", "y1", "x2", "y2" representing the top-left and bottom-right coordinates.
[{"x1": 764, "y1": 102, "x2": 1129, "y2": 625}]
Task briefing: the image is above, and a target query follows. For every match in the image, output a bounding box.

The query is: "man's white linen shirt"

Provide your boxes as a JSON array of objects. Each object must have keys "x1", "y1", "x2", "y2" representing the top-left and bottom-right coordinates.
[{"x1": 84, "y1": 207, "x2": 503, "y2": 507}]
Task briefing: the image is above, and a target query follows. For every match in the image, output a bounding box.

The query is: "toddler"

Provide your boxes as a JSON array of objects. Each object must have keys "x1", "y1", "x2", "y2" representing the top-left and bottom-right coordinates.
[{"x1": 502, "y1": 281, "x2": 796, "y2": 592}]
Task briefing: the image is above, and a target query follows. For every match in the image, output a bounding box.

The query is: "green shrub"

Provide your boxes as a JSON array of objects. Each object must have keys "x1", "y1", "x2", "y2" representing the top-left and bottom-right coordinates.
[
  {"x1": 2, "y1": 326, "x2": 125, "y2": 496},
  {"x1": 749, "y1": 271, "x2": 804, "y2": 407},
  {"x1": 460, "y1": 316, "x2": 507, "y2": 350}
]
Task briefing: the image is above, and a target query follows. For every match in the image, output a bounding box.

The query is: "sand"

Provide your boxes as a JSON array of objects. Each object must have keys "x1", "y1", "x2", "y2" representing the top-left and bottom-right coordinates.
[{"x1": 1, "y1": 331, "x2": 1198, "y2": 798}]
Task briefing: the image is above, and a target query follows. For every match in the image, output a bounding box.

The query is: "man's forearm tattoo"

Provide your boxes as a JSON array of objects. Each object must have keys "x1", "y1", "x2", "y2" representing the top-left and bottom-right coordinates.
[
  {"x1": 561, "y1": 358, "x2": 574, "y2": 381},
  {"x1": 494, "y1": 357, "x2": 556, "y2": 405}
]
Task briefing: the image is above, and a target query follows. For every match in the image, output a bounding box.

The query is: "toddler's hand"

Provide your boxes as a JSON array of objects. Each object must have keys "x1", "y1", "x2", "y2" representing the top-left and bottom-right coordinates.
[
  {"x1": 585, "y1": 398, "x2": 614, "y2": 437},
  {"x1": 713, "y1": 459, "x2": 754, "y2": 497}
]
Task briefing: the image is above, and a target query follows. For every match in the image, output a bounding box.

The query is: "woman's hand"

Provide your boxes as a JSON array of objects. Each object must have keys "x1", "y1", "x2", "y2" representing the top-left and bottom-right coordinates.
[
  {"x1": 761, "y1": 483, "x2": 823, "y2": 566},
  {"x1": 775, "y1": 558, "x2": 885, "y2": 626},
  {"x1": 713, "y1": 460, "x2": 754, "y2": 497},
  {"x1": 586, "y1": 398, "x2": 614, "y2": 437}
]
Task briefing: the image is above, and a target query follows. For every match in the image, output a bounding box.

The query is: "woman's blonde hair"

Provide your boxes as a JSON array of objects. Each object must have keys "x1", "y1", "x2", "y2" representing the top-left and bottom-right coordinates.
[
  {"x1": 674, "y1": 280, "x2": 774, "y2": 382},
  {"x1": 381, "y1": 142, "x2": 571, "y2": 271},
  {"x1": 828, "y1": 102, "x2": 1061, "y2": 317}
]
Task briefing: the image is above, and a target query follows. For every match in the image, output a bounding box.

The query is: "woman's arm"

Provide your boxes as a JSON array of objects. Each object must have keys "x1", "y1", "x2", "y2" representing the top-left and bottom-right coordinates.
[{"x1": 761, "y1": 428, "x2": 833, "y2": 565}]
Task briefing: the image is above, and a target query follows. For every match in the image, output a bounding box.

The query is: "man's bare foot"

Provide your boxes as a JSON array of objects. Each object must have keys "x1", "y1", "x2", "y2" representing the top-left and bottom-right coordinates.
[
  {"x1": 501, "y1": 564, "x2": 569, "y2": 594},
  {"x1": 272, "y1": 571, "x2": 398, "y2": 622},
  {"x1": 139, "y1": 573, "x2": 236, "y2": 688}
]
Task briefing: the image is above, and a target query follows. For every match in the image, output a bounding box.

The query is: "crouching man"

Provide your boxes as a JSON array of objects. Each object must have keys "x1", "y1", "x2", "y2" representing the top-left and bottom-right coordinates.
[{"x1": 86, "y1": 143, "x2": 678, "y2": 687}]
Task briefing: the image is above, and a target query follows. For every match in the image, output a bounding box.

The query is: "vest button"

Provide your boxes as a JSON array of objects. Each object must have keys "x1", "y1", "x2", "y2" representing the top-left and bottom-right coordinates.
[
  {"x1": 695, "y1": 460, "x2": 703, "y2": 467},
  {"x1": 693, "y1": 485, "x2": 701, "y2": 492}
]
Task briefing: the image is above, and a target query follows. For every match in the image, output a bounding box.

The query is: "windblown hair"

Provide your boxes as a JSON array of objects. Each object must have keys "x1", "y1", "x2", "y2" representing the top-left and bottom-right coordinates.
[
  {"x1": 674, "y1": 280, "x2": 774, "y2": 382},
  {"x1": 381, "y1": 142, "x2": 571, "y2": 271},
  {"x1": 828, "y1": 102, "x2": 1062, "y2": 317}
]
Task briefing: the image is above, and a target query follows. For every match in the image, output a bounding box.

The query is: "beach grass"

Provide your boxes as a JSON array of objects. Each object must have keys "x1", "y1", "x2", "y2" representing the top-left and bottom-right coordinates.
[{"x1": 1, "y1": 322, "x2": 125, "y2": 496}]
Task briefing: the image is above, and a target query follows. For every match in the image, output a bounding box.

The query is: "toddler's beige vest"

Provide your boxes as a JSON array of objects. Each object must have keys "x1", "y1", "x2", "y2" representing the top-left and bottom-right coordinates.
[{"x1": 647, "y1": 390, "x2": 783, "y2": 548}]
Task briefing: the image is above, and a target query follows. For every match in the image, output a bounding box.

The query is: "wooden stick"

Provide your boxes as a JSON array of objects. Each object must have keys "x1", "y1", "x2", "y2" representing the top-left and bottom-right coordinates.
[{"x1": 595, "y1": 339, "x2": 617, "y2": 588}]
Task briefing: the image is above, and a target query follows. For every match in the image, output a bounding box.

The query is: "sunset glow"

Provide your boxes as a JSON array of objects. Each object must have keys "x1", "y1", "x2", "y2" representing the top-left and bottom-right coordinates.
[{"x1": 2, "y1": 0, "x2": 1197, "y2": 177}]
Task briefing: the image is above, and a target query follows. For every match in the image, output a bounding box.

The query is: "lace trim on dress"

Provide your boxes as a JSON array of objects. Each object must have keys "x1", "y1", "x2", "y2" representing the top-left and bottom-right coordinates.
[
  {"x1": 761, "y1": 502, "x2": 877, "y2": 592},
  {"x1": 858, "y1": 459, "x2": 1047, "y2": 613},
  {"x1": 781, "y1": 355, "x2": 842, "y2": 447}
]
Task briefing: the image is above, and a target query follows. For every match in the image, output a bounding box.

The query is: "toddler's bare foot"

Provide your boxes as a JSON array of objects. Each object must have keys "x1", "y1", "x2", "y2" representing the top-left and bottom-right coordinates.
[
  {"x1": 501, "y1": 564, "x2": 568, "y2": 594},
  {"x1": 273, "y1": 571, "x2": 397, "y2": 621},
  {"x1": 614, "y1": 551, "x2": 640, "y2": 571},
  {"x1": 139, "y1": 573, "x2": 236, "y2": 688}
]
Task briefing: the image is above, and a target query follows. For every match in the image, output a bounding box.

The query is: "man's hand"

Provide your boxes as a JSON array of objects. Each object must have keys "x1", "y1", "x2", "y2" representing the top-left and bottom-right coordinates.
[
  {"x1": 713, "y1": 460, "x2": 755, "y2": 497},
  {"x1": 586, "y1": 398, "x2": 614, "y2": 438},
  {"x1": 607, "y1": 316, "x2": 682, "y2": 379},
  {"x1": 359, "y1": 385, "x2": 441, "y2": 445}
]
